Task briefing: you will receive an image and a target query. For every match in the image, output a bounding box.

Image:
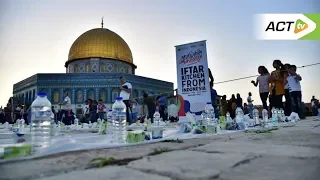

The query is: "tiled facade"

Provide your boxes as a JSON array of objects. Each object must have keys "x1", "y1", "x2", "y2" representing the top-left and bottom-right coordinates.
[{"x1": 13, "y1": 73, "x2": 174, "y2": 109}]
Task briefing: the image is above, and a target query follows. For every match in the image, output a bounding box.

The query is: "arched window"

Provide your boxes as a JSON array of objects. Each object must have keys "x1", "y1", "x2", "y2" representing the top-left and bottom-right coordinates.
[
  {"x1": 53, "y1": 89, "x2": 59, "y2": 103},
  {"x1": 99, "y1": 88, "x2": 107, "y2": 102},
  {"x1": 74, "y1": 64, "x2": 79, "y2": 73},
  {"x1": 64, "y1": 89, "x2": 72, "y2": 102},
  {"x1": 76, "y1": 89, "x2": 83, "y2": 103},
  {"x1": 133, "y1": 89, "x2": 139, "y2": 99},
  {"x1": 86, "y1": 64, "x2": 91, "y2": 73},
  {"x1": 32, "y1": 89, "x2": 36, "y2": 101},
  {"x1": 87, "y1": 89, "x2": 95, "y2": 100},
  {"x1": 100, "y1": 64, "x2": 106, "y2": 72},
  {"x1": 111, "y1": 88, "x2": 119, "y2": 102}
]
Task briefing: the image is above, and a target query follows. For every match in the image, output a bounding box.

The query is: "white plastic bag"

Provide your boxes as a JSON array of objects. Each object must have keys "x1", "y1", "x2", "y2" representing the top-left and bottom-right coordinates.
[{"x1": 288, "y1": 112, "x2": 300, "y2": 121}]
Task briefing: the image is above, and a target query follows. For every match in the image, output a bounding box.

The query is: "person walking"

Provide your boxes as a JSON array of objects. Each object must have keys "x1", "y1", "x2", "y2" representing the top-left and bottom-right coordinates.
[{"x1": 251, "y1": 66, "x2": 270, "y2": 110}]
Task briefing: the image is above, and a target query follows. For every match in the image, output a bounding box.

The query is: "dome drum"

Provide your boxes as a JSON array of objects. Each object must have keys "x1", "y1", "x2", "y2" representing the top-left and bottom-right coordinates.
[{"x1": 66, "y1": 58, "x2": 135, "y2": 74}]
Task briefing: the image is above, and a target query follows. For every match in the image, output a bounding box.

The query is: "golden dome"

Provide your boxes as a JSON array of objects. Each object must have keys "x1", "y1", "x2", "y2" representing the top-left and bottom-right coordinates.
[{"x1": 67, "y1": 28, "x2": 133, "y2": 64}]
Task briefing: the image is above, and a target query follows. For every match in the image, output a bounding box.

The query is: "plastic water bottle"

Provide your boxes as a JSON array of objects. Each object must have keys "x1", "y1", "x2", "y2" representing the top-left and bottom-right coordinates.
[
  {"x1": 97, "y1": 118, "x2": 101, "y2": 128},
  {"x1": 106, "y1": 110, "x2": 113, "y2": 134},
  {"x1": 235, "y1": 107, "x2": 243, "y2": 120},
  {"x1": 279, "y1": 108, "x2": 285, "y2": 122},
  {"x1": 262, "y1": 109, "x2": 268, "y2": 121},
  {"x1": 262, "y1": 109, "x2": 268, "y2": 127},
  {"x1": 50, "y1": 118, "x2": 55, "y2": 136},
  {"x1": 58, "y1": 121, "x2": 62, "y2": 131},
  {"x1": 107, "y1": 110, "x2": 112, "y2": 122},
  {"x1": 153, "y1": 110, "x2": 161, "y2": 126},
  {"x1": 112, "y1": 97, "x2": 127, "y2": 143},
  {"x1": 226, "y1": 112, "x2": 231, "y2": 121},
  {"x1": 235, "y1": 107, "x2": 245, "y2": 129},
  {"x1": 204, "y1": 102, "x2": 215, "y2": 125},
  {"x1": 17, "y1": 118, "x2": 25, "y2": 133},
  {"x1": 30, "y1": 92, "x2": 52, "y2": 153},
  {"x1": 74, "y1": 117, "x2": 79, "y2": 129},
  {"x1": 4, "y1": 122, "x2": 9, "y2": 131},
  {"x1": 252, "y1": 108, "x2": 259, "y2": 126},
  {"x1": 272, "y1": 108, "x2": 278, "y2": 127}
]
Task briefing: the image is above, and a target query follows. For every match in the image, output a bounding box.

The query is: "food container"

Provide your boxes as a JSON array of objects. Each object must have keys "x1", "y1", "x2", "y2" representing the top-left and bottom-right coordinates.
[
  {"x1": 0, "y1": 144, "x2": 32, "y2": 159},
  {"x1": 151, "y1": 126, "x2": 164, "y2": 139},
  {"x1": 126, "y1": 130, "x2": 146, "y2": 143}
]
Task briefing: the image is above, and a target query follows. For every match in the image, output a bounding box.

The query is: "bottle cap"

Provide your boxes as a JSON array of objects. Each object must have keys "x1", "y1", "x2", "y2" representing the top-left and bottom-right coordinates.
[
  {"x1": 37, "y1": 92, "x2": 47, "y2": 97},
  {"x1": 108, "y1": 109, "x2": 112, "y2": 112},
  {"x1": 116, "y1": 97, "x2": 123, "y2": 101},
  {"x1": 207, "y1": 102, "x2": 211, "y2": 104}
]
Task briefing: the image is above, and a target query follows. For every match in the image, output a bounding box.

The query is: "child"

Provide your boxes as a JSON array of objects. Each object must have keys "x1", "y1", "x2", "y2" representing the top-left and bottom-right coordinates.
[
  {"x1": 286, "y1": 65, "x2": 302, "y2": 117},
  {"x1": 251, "y1": 66, "x2": 270, "y2": 110},
  {"x1": 97, "y1": 99, "x2": 106, "y2": 120}
]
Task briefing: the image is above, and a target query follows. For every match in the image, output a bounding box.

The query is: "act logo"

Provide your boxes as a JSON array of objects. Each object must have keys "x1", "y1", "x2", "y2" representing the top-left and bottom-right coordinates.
[
  {"x1": 254, "y1": 14, "x2": 319, "y2": 40},
  {"x1": 264, "y1": 19, "x2": 309, "y2": 34}
]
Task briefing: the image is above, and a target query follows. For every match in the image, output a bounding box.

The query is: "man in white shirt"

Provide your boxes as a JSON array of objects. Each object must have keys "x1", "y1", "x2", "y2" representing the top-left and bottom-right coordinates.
[
  {"x1": 286, "y1": 65, "x2": 302, "y2": 117},
  {"x1": 119, "y1": 76, "x2": 132, "y2": 122},
  {"x1": 247, "y1": 92, "x2": 254, "y2": 118},
  {"x1": 60, "y1": 92, "x2": 72, "y2": 125},
  {"x1": 82, "y1": 100, "x2": 89, "y2": 122}
]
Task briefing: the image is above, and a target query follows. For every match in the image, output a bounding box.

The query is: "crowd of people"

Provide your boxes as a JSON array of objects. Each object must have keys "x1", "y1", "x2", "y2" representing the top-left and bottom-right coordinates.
[
  {"x1": 55, "y1": 76, "x2": 169, "y2": 125},
  {"x1": 1, "y1": 60, "x2": 319, "y2": 124},
  {"x1": 212, "y1": 60, "x2": 319, "y2": 119}
]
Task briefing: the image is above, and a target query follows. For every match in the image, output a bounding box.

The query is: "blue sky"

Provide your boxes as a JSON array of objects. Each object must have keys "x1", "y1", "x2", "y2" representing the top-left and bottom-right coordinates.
[{"x1": 0, "y1": 0, "x2": 319, "y2": 107}]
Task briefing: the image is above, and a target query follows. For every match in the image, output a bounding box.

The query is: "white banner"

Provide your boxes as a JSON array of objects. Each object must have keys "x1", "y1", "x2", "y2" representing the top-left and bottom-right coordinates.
[{"x1": 175, "y1": 40, "x2": 211, "y2": 122}]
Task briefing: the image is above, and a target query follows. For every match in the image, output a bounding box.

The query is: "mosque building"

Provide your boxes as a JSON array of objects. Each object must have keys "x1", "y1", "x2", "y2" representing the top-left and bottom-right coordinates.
[{"x1": 12, "y1": 22, "x2": 174, "y2": 113}]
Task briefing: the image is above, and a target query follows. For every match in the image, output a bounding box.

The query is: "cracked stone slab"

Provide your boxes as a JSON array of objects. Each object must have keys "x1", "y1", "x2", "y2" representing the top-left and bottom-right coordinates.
[
  {"x1": 0, "y1": 140, "x2": 210, "y2": 180},
  {"x1": 247, "y1": 129, "x2": 320, "y2": 148},
  {"x1": 192, "y1": 141, "x2": 320, "y2": 158},
  {"x1": 219, "y1": 155, "x2": 320, "y2": 180},
  {"x1": 39, "y1": 166, "x2": 170, "y2": 180},
  {"x1": 128, "y1": 150, "x2": 252, "y2": 180}
]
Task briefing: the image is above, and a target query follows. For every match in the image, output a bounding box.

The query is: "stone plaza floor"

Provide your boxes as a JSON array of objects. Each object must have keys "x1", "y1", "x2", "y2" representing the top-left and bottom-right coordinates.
[{"x1": 1, "y1": 117, "x2": 320, "y2": 180}]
